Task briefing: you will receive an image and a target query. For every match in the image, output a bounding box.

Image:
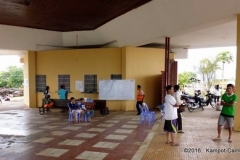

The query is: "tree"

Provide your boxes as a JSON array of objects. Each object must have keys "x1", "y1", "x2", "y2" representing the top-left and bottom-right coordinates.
[
  {"x1": 0, "y1": 71, "x2": 9, "y2": 87},
  {"x1": 178, "y1": 72, "x2": 197, "y2": 86},
  {"x1": 216, "y1": 51, "x2": 233, "y2": 85},
  {"x1": 198, "y1": 58, "x2": 220, "y2": 89},
  {"x1": 0, "y1": 66, "x2": 23, "y2": 88}
]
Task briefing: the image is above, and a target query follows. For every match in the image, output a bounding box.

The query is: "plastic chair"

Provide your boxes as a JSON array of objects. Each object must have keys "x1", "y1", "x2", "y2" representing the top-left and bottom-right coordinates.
[
  {"x1": 68, "y1": 103, "x2": 80, "y2": 123},
  {"x1": 139, "y1": 105, "x2": 152, "y2": 124},
  {"x1": 78, "y1": 111, "x2": 88, "y2": 122},
  {"x1": 83, "y1": 110, "x2": 94, "y2": 121},
  {"x1": 142, "y1": 103, "x2": 155, "y2": 122},
  {"x1": 157, "y1": 104, "x2": 165, "y2": 121}
]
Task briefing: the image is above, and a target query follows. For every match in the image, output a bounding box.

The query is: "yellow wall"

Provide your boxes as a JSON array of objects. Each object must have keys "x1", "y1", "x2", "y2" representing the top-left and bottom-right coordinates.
[
  {"x1": 25, "y1": 47, "x2": 165, "y2": 111},
  {"x1": 36, "y1": 48, "x2": 123, "y2": 109},
  {"x1": 123, "y1": 46, "x2": 165, "y2": 110},
  {"x1": 23, "y1": 51, "x2": 36, "y2": 107}
]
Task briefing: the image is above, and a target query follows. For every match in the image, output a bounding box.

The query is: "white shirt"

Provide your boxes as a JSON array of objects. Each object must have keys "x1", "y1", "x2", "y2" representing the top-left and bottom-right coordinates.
[
  {"x1": 173, "y1": 91, "x2": 183, "y2": 105},
  {"x1": 215, "y1": 89, "x2": 221, "y2": 96},
  {"x1": 164, "y1": 94, "x2": 178, "y2": 120},
  {"x1": 184, "y1": 87, "x2": 188, "y2": 93}
]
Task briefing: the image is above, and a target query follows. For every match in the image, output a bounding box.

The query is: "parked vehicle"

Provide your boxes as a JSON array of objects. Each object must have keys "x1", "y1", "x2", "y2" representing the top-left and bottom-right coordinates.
[
  {"x1": 181, "y1": 91, "x2": 216, "y2": 112},
  {"x1": 181, "y1": 92, "x2": 204, "y2": 112},
  {"x1": 200, "y1": 91, "x2": 216, "y2": 109}
]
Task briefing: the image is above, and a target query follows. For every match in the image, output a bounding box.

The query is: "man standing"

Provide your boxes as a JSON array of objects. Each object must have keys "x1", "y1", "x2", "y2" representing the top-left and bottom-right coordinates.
[
  {"x1": 173, "y1": 85, "x2": 184, "y2": 133},
  {"x1": 136, "y1": 85, "x2": 145, "y2": 115},
  {"x1": 164, "y1": 85, "x2": 179, "y2": 146},
  {"x1": 213, "y1": 84, "x2": 238, "y2": 143}
]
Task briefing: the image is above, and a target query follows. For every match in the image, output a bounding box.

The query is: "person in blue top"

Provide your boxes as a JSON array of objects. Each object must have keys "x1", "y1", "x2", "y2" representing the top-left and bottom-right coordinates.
[
  {"x1": 58, "y1": 85, "x2": 67, "y2": 99},
  {"x1": 69, "y1": 97, "x2": 84, "y2": 123},
  {"x1": 78, "y1": 98, "x2": 94, "y2": 122}
]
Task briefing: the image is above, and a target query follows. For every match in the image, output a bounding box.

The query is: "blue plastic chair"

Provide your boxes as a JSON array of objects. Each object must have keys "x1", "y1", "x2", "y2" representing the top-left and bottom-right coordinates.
[
  {"x1": 78, "y1": 111, "x2": 88, "y2": 122},
  {"x1": 68, "y1": 103, "x2": 80, "y2": 123},
  {"x1": 83, "y1": 110, "x2": 94, "y2": 122},
  {"x1": 157, "y1": 104, "x2": 165, "y2": 121},
  {"x1": 139, "y1": 105, "x2": 152, "y2": 124},
  {"x1": 142, "y1": 103, "x2": 155, "y2": 122}
]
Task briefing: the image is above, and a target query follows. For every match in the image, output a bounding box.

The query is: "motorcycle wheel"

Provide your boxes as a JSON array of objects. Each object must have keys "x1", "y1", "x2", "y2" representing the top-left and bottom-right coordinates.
[
  {"x1": 210, "y1": 101, "x2": 216, "y2": 109},
  {"x1": 187, "y1": 103, "x2": 194, "y2": 112}
]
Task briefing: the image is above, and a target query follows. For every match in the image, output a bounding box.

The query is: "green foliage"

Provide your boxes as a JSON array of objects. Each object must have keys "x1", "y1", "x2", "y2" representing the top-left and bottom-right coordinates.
[
  {"x1": 216, "y1": 51, "x2": 233, "y2": 64},
  {"x1": 198, "y1": 58, "x2": 220, "y2": 89},
  {"x1": 216, "y1": 51, "x2": 233, "y2": 83},
  {"x1": 178, "y1": 71, "x2": 197, "y2": 86},
  {"x1": 0, "y1": 66, "x2": 23, "y2": 88},
  {"x1": 0, "y1": 71, "x2": 9, "y2": 87}
]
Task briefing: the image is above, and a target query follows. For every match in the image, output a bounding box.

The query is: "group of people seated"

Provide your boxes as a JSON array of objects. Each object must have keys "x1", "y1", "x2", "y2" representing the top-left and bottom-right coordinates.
[
  {"x1": 41, "y1": 94, "x2": 94, "y2": 123},
  {"x1": 69, "y1": 97, "x2": 94, "y2": 123}
]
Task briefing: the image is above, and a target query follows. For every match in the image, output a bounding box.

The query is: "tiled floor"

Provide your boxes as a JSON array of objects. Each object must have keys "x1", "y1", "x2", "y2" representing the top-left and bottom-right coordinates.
[
  {"x1": 0, "y1": 101, "x2": 153, "y2": 160},
  {"x1": 1, "y1": 100, "x2": 240, "y2": 160}
]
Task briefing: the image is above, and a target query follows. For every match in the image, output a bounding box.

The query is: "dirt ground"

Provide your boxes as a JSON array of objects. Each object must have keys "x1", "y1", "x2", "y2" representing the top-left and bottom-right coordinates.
[{"x1": 0, "y1": 97, "x2": 28, "y2": 111}]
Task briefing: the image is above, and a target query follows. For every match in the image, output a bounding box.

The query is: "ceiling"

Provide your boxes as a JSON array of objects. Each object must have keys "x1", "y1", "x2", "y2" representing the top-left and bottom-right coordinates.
[
  {"x1": 0, "y1": 0, "x2": 239, "y2": 52},
  {"x1": 0, "y1": 0, "x2": 151, "y2": 31},
  {"x1": 140, "y1": 20, "x2": 237, "y2": 49}
]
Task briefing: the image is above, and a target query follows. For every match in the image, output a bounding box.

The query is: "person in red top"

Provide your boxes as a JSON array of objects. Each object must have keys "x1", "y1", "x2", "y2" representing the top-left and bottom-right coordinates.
[{"x1": 136, "y1": 85, "x2": 145, "y2": 115}]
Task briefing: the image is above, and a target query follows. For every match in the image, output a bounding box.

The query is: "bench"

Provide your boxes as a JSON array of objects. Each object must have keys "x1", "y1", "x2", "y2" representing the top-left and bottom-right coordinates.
[
  {"x1": 39, "y1": 99, "x2": 108, "y2": 115},
  {"x1": 39, "y1": 99, "x2": 70, "y2": 114}
]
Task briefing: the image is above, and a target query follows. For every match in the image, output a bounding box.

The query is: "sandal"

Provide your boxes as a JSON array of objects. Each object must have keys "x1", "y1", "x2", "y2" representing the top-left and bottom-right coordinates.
[
  {"x1": 213, "y1": 137, "x2": 221, "y2": 141},
  {"x1": 178, "y1": 131, "x2": 184, "y2": 133},
  {"x1": 228, "y1": 139, "x2": 232, "y2": 143},
  {"x1": 165, "y1": 141, "x2": 172, "y2": 144},
  {"x1": 171, "y1": 143, "x2": 179, "y2": 146}
]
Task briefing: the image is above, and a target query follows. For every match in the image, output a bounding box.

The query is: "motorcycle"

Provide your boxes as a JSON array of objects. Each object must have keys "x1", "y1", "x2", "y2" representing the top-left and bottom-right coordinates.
[
  {"x1": 181, "y1": 92, "x2": 204, "y2": 112},
  {"x1": 200, "y1": 92, "x2": 216, "y2": 109},
  {"x1": 181, "y1": 91, "x2": 216, "y2": 112}
]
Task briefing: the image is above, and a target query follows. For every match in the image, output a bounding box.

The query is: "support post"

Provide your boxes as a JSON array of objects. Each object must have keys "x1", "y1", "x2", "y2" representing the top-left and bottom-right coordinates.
[{"x1": 165, "y1": 37, "x2": 170, "y2": 86}]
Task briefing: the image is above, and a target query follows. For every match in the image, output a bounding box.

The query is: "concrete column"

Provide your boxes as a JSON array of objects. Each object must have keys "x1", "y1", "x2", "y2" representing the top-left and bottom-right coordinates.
[
  {"x1": 23, "y1": 51, "x2": 36, "y2": 108},
  {"x1": 121, "y1": 47, "x2": 135, "y2": 111},
  {"x1": 234, "y1": 14, "x2": 240, "y2": 131}
]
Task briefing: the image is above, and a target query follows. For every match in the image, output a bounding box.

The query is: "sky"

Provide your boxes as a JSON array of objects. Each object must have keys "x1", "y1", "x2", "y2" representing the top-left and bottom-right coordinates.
[
  {"x1": 0, "y1": 55, "x2": 23, "y2": 71},
  {"x1": 177, "y1": 46, "x2": 237, "y2": 80}
]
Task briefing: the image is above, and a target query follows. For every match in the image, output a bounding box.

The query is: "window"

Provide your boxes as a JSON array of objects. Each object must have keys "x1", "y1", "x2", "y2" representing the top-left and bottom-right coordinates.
[
  {"x1": 84, "y1": 75, "x2": 97, "y2": 93},
  {"x1": 36, "y1": 75, "x2": 46, "y2": 92},
  {"x1": 58, "y1": 75, "x2": 70, "y2": 91},
  {"x1": 111, "y1": 74, "x2": 122, "y2": 80}
]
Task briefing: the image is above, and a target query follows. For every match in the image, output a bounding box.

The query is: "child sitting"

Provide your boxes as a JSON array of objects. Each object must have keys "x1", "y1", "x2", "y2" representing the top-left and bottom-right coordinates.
[
  {"x1": 43, "y1": 95, "x2": 53, "y2": 112},
  {"x1": 69, "y1": 97, "x2": 84, "y2": 123},
  {"x1": 78, "y1": 98, "x2": 94, "y2": 122}
]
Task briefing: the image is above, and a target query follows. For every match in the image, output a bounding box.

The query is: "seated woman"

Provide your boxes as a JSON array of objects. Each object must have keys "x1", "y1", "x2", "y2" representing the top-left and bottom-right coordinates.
[
  {"x1": 69, "y1": 97, "x2": 84, "y2": 123},
  {"x1": 43, "y1": 95, "x2": 53, "y2": 113},
  {"x1": 78, "y1": 98, "x2": 94, "y2": 122}
]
